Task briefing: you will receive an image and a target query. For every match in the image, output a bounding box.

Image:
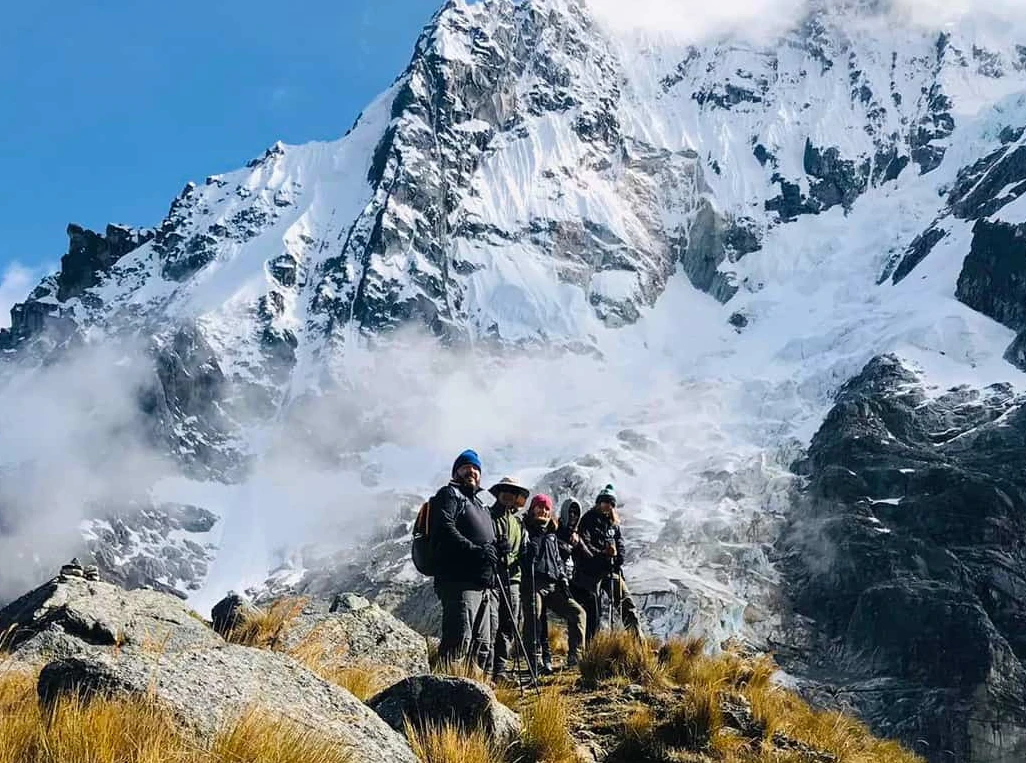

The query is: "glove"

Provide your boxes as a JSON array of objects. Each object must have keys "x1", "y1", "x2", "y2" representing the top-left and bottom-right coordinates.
[
  {"x1": 479, "y1": 543, "x2": 499, "y2": 568},
  {"x1": 495, "y1": 537, "x2": 512, "y2": 559}
]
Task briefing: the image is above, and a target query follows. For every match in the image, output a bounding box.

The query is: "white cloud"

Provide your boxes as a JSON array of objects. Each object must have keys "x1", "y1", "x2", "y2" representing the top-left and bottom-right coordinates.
[
  {"x1": 0, "y1": 263, "x2": 41, "y2": 329},
  {"x1": 582, "y1": 0, "x2": 1026, "y2": 42}
]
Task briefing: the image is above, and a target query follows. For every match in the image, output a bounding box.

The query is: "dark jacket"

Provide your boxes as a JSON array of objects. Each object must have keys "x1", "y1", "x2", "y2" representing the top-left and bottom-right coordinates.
[
  {"x1": 521, "y1": 519, "x2": 566, "y2": 588},
  {"x1": 492, "y1": 506, "x2": 525, "y2": 585},
  {"x1": 430, "y1": 482, "x2": 496, "y2": 588},
  {"x1": 574, "y1": 508, "x2": 624, "y2": 583}
]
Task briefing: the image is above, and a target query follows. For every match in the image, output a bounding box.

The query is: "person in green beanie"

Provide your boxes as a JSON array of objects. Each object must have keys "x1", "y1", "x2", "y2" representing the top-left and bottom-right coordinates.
[{"x1": 573, "y1": 484, "x2": 641, "y2": 640}]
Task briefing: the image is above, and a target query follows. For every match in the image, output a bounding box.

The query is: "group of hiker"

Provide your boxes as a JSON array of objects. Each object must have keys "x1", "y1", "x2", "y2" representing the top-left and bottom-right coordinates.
[{"x1": 416, "y1": 448, "x2": 640, "y2": 681}]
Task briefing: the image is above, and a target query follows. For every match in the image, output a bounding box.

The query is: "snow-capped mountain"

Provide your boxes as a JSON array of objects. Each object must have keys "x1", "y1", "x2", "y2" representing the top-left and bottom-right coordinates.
[{"x1": 2, "y1": 0, "x2": 1025, "y2": 759}]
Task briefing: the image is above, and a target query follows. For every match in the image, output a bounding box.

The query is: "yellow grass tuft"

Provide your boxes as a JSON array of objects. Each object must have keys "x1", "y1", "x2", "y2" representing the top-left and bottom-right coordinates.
[
  {"x1": 226, "y1": 596, "x2": 308, "y2": 648},
  {"x1": 0, "y1": 665, "x2": 353, "y2": 763},
  {"x1": 213, "y1": 708, "x2": 354, "y2": 763},
  {"x1": 432, "y1": 657, "x2": 490, "y2": 682},
  {"x1": 405, "y1": 719, "x2": 504, "y2": 763},
  {"x1": 578, "y1": 629, "x2": 663, "y2": 688},
  {"x1": 519, "y1": 687, "x2": 578, "y2": 763},
  {"x1": 546, "y1": 620, "x2": 569, "y2": 658}
]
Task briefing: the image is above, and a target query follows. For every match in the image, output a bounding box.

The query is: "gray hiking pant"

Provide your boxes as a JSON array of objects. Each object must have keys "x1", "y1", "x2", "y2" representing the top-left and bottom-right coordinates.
[
  {"x1": 434, "y1": 581, "x2": 495, "y2": 672},
  {"x1": 521, "y1": 582, "x2": 585, "y2": 665},
  {"x1": 491, "y1": 580, "x2": 521, "y2": 678}
]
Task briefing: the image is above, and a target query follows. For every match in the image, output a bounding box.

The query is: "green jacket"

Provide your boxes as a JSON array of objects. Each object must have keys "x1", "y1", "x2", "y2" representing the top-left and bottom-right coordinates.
[{"x1": 492, "y1": 507, "x2": 525, "y2": 585}]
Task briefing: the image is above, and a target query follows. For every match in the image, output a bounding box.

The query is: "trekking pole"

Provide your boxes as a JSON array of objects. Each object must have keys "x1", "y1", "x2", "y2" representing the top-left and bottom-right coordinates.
[{"x1": 494, "y1": 564, "x2": 540, "y2": 696}]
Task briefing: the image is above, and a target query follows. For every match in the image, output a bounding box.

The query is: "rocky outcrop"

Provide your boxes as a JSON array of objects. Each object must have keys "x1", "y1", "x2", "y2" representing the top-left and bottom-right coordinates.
[
  {"x1": 38, "y1": 646, "x2": 417, "y2": 763},
  {"x1": 276, "y1": 594, "x2": 430, "y2": 685},
  {"x1": 0, "y1": 576, "x2": 221, "y2": 661},
  {"x1": 367, "y1": 675, "x2": 522, "y2": 747},
  {"x1": 57, "y1": 224, "x2": 153, "y2": 302},
  {"x1": 780, "y1": 354, "x2": 1026, "y2": 763},
  {"x1": 955, "y1": 219, "x2": 1026, "y2": 335}
]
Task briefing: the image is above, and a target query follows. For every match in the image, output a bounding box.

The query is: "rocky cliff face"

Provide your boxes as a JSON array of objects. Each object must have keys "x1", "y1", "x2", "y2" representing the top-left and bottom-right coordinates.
[{"x1": 780, "y1": 355, "x2": 1026, "y2": 763}]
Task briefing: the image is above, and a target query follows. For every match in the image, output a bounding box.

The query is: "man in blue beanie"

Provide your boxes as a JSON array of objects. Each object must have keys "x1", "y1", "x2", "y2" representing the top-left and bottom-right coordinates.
[{"x1": 430, "y1": 449, "x2": 499, "y2": 670}]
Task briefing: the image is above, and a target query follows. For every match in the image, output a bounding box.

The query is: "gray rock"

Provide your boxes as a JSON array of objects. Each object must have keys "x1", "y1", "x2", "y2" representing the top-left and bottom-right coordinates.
[
  {"x1": 210, "y1": 592, "x2": 259, "y2": 638},
  {"x1": 38, "y1": 646, "x2": 417, "y2": 763},
  {"x1": 277, "y1": 596, "x2": 430, "y2": 685},
  {"x1": 367, "y1": 675, "x2": 521, "y2": 747},
  {"x1": 0, "y1": 576, "x2": 221, "y2": 657}
]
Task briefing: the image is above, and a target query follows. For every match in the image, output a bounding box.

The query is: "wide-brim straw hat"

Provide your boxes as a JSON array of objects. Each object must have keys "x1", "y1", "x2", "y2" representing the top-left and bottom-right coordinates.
[{"x1": 489, "y1": 476, "x2": 530, "y2": 499}]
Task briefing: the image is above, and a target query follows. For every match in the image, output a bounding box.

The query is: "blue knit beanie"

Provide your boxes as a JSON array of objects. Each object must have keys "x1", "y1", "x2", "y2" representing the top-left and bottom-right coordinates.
[{"x1": 452, "y1": 449, "x2": 482, "y2": 477}]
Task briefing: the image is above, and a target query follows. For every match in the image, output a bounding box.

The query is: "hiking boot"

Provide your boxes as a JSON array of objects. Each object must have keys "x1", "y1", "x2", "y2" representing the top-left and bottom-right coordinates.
[
  {"x1": 540, "y1": 660, "x2": 554, "y2": 676},
  {"x1": 566, "y1": 653, "x2": 579, "y2": 669}
]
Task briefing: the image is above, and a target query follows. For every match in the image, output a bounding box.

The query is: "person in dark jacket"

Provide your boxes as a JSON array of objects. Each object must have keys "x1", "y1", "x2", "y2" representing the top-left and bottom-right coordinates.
[
  {"x1": 574, "y1": 484, "x2": 640, "y2": 639},
  {"x1": 488, "y1": 476, "x2": 529, "y2": 682},
  {"x1": 557, "y1": 496, "x2": 597, "y2": 639},
  {"x1": 431, "y1": 449, "x2": 499, "y2": 670},
  {"x1": 520, "y1": 494, "x2": 586, "y2": 670}
]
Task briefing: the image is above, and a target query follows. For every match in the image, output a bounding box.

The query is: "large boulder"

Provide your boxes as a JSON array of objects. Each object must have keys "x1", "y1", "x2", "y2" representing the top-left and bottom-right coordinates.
[
  {"x1": 210, "y1": 592, "x2": 259, "y2": 638},
  {"x1": 0, "y1": 575, "x2": 221, "y2": 661},
  {"x1": 38, "y1": 645, "x2": 417, "y2": 763},
  {"x1": 276, "y1": 594, "x2": 430, "y2": 684},
  {"x1": 367, "y1": 675, "x2": 522, "y2": 747}
]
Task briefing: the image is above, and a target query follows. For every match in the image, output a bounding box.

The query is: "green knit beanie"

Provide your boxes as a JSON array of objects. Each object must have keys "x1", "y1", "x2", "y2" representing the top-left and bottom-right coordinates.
[{"x1": 596, "y1": 483, "x2": 617, "y2": 505}]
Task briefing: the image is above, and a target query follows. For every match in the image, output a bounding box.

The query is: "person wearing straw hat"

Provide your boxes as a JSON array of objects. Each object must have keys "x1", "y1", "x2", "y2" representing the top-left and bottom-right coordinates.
[{"x1": 488, "y1": 476, "x2": 529, "y2": 682}]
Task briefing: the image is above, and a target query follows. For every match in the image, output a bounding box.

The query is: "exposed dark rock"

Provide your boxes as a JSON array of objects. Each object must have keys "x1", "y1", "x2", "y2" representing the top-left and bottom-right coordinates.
[
  {"x1": 779, "y1": 354, "x2": 1026, "y2": 762},
  {"x1": 367, "y1": 675, "x2": 522, "y2": 747},
  {"x1": 1005, "y1": 331, "x2": 1026, "y2": 371},
  {"x1": 955, "y1": 219, "x2": 1026, "y2": 333},
  {"x1": 802, "y1": 140, "x2": 870, "y2": 214},
  {"x1": 890, "y1": 225, "x2": 947, "y2": 284},
  {"x1": 729, "y1": 312, "x2": 749, "y2": 331},
  {"x1": 0, "y1": 576, "x2": 221, "y2": 659},
  {"x1": 210, "y1": 592, "x2": 258, "y2": 638},
  {"x1": 57, "y1": 224, "x2": 153, "y2": 302},
  {"x1": 948, "y1": 143, "x2": 1026, "y2": 220},
  {"x1": 681, "y1": 201, "x2": 754, "y2": 303},
  {"x1": 38, "y1": 647, "x2": 418, "y2": 762}
]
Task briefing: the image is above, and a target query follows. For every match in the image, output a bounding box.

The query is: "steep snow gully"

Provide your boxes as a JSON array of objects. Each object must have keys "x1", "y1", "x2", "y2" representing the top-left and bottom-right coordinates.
[{"x1": 1, "y1": 1, "x2": 1026, "y2": 760}]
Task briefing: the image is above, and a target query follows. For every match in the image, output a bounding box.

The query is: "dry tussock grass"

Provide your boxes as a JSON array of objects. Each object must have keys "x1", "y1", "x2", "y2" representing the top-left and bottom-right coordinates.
[
  {"x1": 286, "y1": 638, "x2": 390, "y2": 701},
  {"x1": 578, "y1": 629, "x2": 663, "y2": 687},
  {"x1": 519, "y1": 687, "x2": 577, "y2": 763},
  {"x1": 0, "y1": 665, "x2": 352, "y2": 763},
  {"x1": 405, "y1": 719, "x2": 504, "y2": 763},
  {"x1": 226, "y1": 597, "x2": 308, "y2": 648}
]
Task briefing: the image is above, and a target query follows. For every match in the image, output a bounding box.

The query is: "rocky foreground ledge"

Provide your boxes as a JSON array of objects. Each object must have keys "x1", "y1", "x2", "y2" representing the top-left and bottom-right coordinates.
[{"x1": 0, "y1": 571, "x2": 929, "y2": 763}]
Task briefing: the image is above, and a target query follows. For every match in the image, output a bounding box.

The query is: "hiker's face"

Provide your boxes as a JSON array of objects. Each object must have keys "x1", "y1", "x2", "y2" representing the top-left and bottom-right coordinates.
[
  {"x1": 569, "y1": 505, "x2": 581, "y2": 524},
  {"x1": 531, "y1": 502, "x2": 552, "y2": 521},
  {"x1": 456, "y1": 464, "x2": 480, "y2": 488},
  {"x1": 598, "y1": 499, "x2": 615, "y2": 516},
  {"x1": 496, "y1": 490, "x2": 518, "y2": 509}
]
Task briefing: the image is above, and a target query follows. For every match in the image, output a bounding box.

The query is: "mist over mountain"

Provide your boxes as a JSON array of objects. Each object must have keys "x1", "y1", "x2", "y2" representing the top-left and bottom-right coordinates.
[{"x1": 2, "y1": 0, "x2": 1025, "y2": 759}]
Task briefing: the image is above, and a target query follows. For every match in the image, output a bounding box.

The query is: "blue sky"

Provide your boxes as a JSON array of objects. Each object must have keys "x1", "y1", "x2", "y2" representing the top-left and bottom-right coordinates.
[{"x1": 0, "y1": 0, "x2": 441, "y2": 314}]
